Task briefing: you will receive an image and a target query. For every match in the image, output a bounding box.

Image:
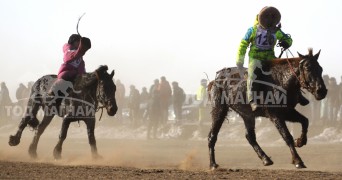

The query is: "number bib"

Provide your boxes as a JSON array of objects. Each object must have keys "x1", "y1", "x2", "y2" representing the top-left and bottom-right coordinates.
[{"x1": 255, "y1": 26, "x2": 276, "y2": 50}]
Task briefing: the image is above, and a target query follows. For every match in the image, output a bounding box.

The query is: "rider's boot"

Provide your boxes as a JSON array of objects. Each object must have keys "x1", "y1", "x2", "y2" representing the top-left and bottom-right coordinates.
[
  {"x1": 48, "y1": 79, "x2": 65, "y2": 113},
  {"x1": 48, "y1": 79, "x2": 62, "y2": 96}
]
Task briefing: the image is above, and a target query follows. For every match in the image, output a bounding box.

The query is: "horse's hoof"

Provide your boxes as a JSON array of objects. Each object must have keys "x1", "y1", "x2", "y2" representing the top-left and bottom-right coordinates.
[
  {"x1": 294, "y1": 138, "x2": 306, "y2": 148},
  {"x1": 210, "y1": 164, "x2": 219, "y2": 171},
  {"x1": 29, "y1": 150, "x2": 38, "y2": 159},
  {"x1": 9, "y1": 135, "x2": 20, "y2": 146},
  {"x1": 28, "y1": 144, "x2": 38, "y2": 159},
  {"x1": 54, "y1": 154, "x2": 61, "y2": 160},
  {"x1": 53, "y1": 148, "x2": 62, "y2": 160},
  {"x1": 295, "y1": 162, "x2": 307, "y2": 169},
  {"x1": 262, "y1": 157, "x2": 274, "y2": 166}
]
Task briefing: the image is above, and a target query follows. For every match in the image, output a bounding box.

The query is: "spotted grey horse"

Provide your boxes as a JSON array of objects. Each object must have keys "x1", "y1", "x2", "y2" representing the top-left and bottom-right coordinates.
[{"x1": 9, "y1": 65, "x2": 117, "y2": 159}]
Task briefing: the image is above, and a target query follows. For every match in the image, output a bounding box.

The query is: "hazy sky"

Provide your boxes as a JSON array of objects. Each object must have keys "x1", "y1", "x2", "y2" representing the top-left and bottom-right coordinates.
[{"x1": 0, "y1": 0, "x2": 341, "y2": 99}]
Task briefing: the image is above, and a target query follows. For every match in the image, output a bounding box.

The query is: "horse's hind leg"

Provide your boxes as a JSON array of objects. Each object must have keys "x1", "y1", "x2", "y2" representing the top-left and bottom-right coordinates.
[
  {"x1": 241, "y1": 115, "x2": 273, "y2": 166},
  {"x1": 208, "y1": 105, "x2": 228, "y2": 170},
  {"x1": 26, "y1": 101, "x2": 40, "y2": 128},
  {"x1": 84, "y1": 118, "x2": 102, "y2": 159},
  {"x1": 270, "y1": 114, "x2": 306, "y2": 169},
  {"x1": 9, "y1": 98, "x2": 40, "y2": 146},
  {"x1": 53, "y1": 119, "x2": 71, "y2": 160},
  {"x1": 284, "y1": 109, "x2": 308, "y2": 148},
  {"x1": 28, "y1": 115, "x2": 54, "y2": 158}
]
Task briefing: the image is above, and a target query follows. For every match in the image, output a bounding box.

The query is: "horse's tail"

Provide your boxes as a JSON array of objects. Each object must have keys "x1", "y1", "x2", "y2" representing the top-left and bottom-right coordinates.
[
  {"x1": 207, "y1": 80, "x2": 227, "y2": 109},
  {"x1": 207, "y1": 81, "x2": 213, "y2": 101}
]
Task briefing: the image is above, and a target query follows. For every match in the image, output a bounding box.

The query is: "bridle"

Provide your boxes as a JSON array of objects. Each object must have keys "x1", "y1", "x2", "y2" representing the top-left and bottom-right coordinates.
[
  {"x1": 298, "y1": 58, "x2": 313, "y2": 92},
  {"x1": 90, "y1": 71, "x2": 112, "y2": 121},
  {"x1": 282, "y1": 49, "x2": 313, "y2": 92}
]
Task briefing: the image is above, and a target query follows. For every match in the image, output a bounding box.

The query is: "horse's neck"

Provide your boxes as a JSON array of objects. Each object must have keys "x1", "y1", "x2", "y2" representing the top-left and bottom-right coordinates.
[
  {"x1": 73, "y1": 73, "x2": 98, "y2": 102},
  {"x1": 270, "y1": 58, "x2": 301, "y2": 90}
]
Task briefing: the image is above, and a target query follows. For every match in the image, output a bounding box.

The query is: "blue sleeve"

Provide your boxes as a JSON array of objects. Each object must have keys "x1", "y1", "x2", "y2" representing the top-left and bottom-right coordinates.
[{"x1": 242, "y1": 27, "x2": 253, "y2": 41}]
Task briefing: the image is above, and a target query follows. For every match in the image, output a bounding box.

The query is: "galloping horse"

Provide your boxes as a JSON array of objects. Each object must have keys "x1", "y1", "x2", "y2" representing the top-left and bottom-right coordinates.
[
  {"x1": 9, "y1": 65, "x2": 117, "y2": 159},
  {"x1": 208, "y1": 49, "x2": 327, "y2": 169}
]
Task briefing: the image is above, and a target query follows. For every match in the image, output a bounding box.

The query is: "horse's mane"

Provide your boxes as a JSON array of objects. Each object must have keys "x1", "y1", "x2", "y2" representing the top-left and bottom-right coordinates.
[
  {"x1": 96, "y1": 65, "x2": 108, "y2": 74},
  {"x1": 73, "y1": 65, "x2": 109, "y2": 90},
  {"x1": 271, "y1": 48, "x2": 314, "y2": 66},
  {"x1": 271, "y1": 57, "x2": 303, "y2": 66}
]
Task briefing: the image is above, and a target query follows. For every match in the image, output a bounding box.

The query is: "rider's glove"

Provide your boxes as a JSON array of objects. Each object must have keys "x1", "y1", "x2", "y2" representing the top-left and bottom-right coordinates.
[
  {"x1": 279, "y1": 41, "x2": 289, "y2": 50},
  {"x1": 81, "y1": 37, "x2": 91, "y2": 49}
]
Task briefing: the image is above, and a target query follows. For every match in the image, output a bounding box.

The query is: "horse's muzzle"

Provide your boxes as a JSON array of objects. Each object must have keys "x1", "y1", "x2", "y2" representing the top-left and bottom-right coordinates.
[
  {"x1": 315, "y1": 87, "x2": 327, "y2": 100},
  {"x1": 106, "y1": 104, "x2": 118, "y2": 116}
]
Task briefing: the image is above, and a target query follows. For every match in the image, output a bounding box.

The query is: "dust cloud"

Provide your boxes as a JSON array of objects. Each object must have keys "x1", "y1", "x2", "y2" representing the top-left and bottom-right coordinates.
[{"x1": 0, "y1": 114, "x2": 342, "y2": 173}]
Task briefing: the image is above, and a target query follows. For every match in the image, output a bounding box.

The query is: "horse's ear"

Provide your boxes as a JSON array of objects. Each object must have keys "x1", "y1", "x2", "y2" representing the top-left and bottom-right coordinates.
[
  {"x1": 297, "y1": 52, "x2": 304, "y2": 58},
  {"x1": 314, "y1": 49, "x2": 321, "y2": 61},
  {"x1": 110, "y1": 70, "x2": 115, "y2": 79}
]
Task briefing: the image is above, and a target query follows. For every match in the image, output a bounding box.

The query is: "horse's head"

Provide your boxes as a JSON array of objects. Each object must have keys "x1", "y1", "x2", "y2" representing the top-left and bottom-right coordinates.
[
  {"x1": 95, "y1": 65, "x2": 118, "y2": 116},
  {"x1": 298, "y1": 49, "x2": 327, "y2": 100}
]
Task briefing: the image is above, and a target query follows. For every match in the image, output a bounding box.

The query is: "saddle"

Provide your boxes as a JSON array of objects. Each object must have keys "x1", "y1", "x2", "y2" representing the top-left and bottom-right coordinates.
[{"x1": 215, "y1": 67, "x2": 248, "y2": 85}]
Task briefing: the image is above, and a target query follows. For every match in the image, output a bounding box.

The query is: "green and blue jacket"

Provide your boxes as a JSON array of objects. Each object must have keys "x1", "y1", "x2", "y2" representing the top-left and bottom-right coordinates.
[{"x1": 236, "y1": 24, "x2": 292, "y2": 66}]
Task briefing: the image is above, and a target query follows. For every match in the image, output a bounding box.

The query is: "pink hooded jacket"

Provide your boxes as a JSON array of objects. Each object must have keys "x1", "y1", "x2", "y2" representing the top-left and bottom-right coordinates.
[{"x1": 57, "y1": 43, "x2": 87, "y2": 79}]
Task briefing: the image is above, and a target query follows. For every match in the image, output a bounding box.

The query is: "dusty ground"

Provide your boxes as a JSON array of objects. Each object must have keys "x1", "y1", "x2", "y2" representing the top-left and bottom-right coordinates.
[
  {"x1": 0, "y1": 120, "x2": 342, "y2": 179},
  {"x1": 1, "y1": 160, "x2": 342, "y2": 179}
]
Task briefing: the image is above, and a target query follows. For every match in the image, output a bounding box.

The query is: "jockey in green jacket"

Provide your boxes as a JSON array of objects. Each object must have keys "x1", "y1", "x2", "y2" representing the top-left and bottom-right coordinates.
[{"x1": 236, "y1": 6, "x2": 308, "y2": 111}]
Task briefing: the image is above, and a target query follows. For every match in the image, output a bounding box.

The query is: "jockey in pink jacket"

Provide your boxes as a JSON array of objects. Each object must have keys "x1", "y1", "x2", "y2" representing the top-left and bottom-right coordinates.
[
  {"x1": 48, "y1": 34, "x2": 91, "y2": 110},
  {"x1": 57, "y1": 34, "x2": 91, "y2": 81}
]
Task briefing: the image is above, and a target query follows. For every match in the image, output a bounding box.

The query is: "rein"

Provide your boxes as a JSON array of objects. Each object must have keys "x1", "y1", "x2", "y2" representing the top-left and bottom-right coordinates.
[
  {"x1": 284, "y1": 50, "x2": 301, "y2": 84},
  {"x1": 282, "y1": 49, "x2": 310, "y2": 91},
  {"x1": 86, "y1": 71, "x2": 107, "y2": 121}
]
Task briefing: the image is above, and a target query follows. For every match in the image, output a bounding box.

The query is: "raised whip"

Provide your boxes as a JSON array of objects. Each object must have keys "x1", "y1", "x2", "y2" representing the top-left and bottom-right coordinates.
[{"x1": 76, "y1": 13, "x2": 86, "y2": 36}]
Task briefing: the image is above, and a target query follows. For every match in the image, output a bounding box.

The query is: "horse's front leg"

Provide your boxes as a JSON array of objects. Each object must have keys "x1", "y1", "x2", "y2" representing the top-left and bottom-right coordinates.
[
  {"x1": 270, "y1": 114, "x2": 306, "y2": 169},
  {"x1": 53, "y1": 118, "x2": 71, "y2": 160},
  {"x1": 241, "y1": 114, "x2": 273, "y2": 166},
  {"x1": 28, "y1": 115, "x2": 54, "y2": 158},
  {"x1": 285, "y1": 109, "x2": 308, "y2": 148},
  {"x1": 84, "y1": 117, "x2": 101, "y2": 159}
]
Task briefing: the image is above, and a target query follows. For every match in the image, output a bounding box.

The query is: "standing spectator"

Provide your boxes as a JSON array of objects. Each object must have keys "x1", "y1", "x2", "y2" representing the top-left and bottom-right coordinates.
[
  {"x1": 148, "y1": 79, "x2": 160, "y2": 121},
  {"x1": 16, "y1": 83, "x2": 28, "y2": 108},
  {"x1": 147, "y1": 82, "x2": 161, "y2": 139},
  {"x1": 327, "y1": 77, "x2": 339, "y2": 126},
  {"x1": 196, "y1": 79, "x2": 208, "y2": 126},
  {"x1": 149, "y1": 79, "x2": 160, "y2": 98},
  {"x1": 24, "y1": 81, "x2": 34, "y2": 115},
  {"x1": 158, "y1": 76, "x2": 172, "y2": 125},
  {"x1": 140, "y1": 87, "x2": 149, "y2": 104},
  {"x1": 320, "y1": 75, "x2": 330, "y2": 122},
  {"x1": 172, "y1": 81, "x2": 186, "y2": 123},
  {"x1": 27, "y1": 81, "x2": 34, "y2": 92},
  {"x1": 128, "y1": 85, "x2": 140, "y2": 127},
  {"x1": 308, "y1": 92, "x2": 321, "y2": 126},
  {"x1": 338, "y1": 76, "x2": 342, "y2": 126},
  {"x1": 140, "y1": 87, "x2": 149, "y2": 122},
  {"x1": 0, "y1": 82, "x2": 13, "y2": 124},
  {"x1": 115, "y1": 79, "x2": 126, "y2": 120}
]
